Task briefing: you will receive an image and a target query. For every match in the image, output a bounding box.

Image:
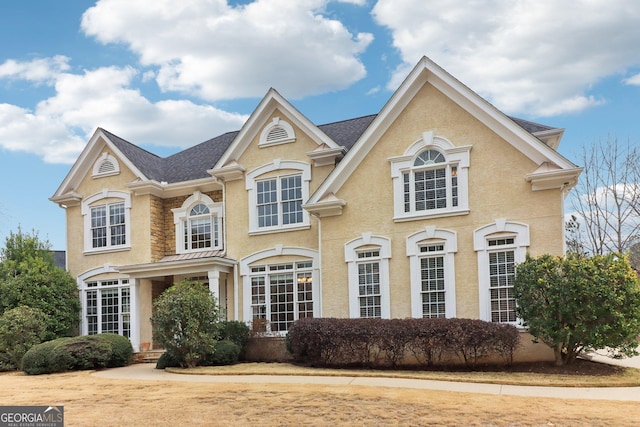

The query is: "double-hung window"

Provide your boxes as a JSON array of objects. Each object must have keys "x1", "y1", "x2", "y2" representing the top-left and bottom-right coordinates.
[
  {"x1": 487, "y1": 238, "x2": 517, "y2": 323},
  {"x1": 91, "y1": 202, "x2": 126, "y2": 248},
  {"x1": 249, "y1": 262, "x2": 314, "y2": 333},
  {"x1": 407, "y1": 227, "x2": 457, "y2": 319},
  {"x1": 257, "y1": 174, "x2": 303, "y2": 228},
  {"x1": 82, "y1": 190, "x2": 131, "y2": 253},
  {"x1": 474, "y1": 220, "x2": 529, "y2": 325},
  {"x1": 356, "y1": 250, "x2": 382, "y2": 318},
  {"x1": 246, "y1": 160, "x2": 311, "y2": 234},
  {"x1": 345, "y1": 234, "x2": 392, "y2": 319}
]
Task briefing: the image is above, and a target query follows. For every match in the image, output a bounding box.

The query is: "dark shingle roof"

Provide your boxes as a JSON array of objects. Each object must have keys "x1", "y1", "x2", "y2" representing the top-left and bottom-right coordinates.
[
  {"x1": 318, "y1": 115, "x2": 377, "y2": 150},
  {"x1": 510, "y1": 117, "x2": 556, "y2": 134},
  {"x1": 102, "y1": 114, "x2": 557, "y2": 185}
]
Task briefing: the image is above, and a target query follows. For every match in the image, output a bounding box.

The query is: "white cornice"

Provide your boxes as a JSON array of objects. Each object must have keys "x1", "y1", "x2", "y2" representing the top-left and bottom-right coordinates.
[
  {"x1": 126, "y1": 177, "x2": 222, "y2": 198},
  {"x1": 525, "y1": 167, "x2": 583, "y2": 192}
]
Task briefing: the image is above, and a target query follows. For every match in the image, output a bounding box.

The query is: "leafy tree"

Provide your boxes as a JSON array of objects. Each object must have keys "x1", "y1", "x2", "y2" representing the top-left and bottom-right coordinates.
[
  {"x1": 0, "y1": 228, "x2": 80, "y2": 339},
  {"x1": 0, "y1": 306, "x2": 48, "y2": 371},
  {"x1": 514, "y1": 253, "x2": 640, "y2": 366},
  {"x1": 151, "y1": 280, "x2": 222, "y2": 368}
]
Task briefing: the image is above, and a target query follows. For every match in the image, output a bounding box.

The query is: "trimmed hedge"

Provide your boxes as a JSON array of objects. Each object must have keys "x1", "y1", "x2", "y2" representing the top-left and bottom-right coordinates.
[
  {"x1": 21, "y1": 334, "x2": 133, "y2": 375},
  {"x1": 219, "y1": 321, "x2": 251, "y2": 348},
  {"x1": 286, "y1": 317, "x2": 520, "y2": 368}
]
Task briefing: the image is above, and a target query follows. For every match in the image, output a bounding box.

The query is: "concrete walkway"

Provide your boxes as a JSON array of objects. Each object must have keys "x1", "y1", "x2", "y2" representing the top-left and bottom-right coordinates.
[{"x1": 93, "y1": 352, "x2": 640, "y2": 402}]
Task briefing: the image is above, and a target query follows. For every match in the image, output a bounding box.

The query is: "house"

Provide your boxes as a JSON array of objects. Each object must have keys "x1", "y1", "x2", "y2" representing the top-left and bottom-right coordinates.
[{"x1": 50, "y1": 57, "x2": 582, "y2": 361}]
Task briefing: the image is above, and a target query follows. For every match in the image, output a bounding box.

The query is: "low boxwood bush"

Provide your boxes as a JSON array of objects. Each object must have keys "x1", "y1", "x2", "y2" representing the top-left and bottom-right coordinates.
[
  {"x1": 95, "y1": 333, "x2": 133, "y2": 367},
  {"x1": 156, "y1": 351, "x2": 181, "y2": 369},
  {"x1": 201, "y1": 339, "x2": 241, "y2": 366},
  {"x1": 22, "y1": 334, "x2": 134, "y2": 375},
  {"x1": 287, "y1": 317, "x2": 520, "y2": 368},
  {"x1": 219, "y1": 321, "x2": 250, "y2": 348}
]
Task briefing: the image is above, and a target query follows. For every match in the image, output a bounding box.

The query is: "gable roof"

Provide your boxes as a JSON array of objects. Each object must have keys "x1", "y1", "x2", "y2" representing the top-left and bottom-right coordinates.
[
  {"x1": 52, "y1": 56, "x2": 576, "y2": 206},
  {"x1": 306, "y1": 56, "x2": 581, "y2": 206}
]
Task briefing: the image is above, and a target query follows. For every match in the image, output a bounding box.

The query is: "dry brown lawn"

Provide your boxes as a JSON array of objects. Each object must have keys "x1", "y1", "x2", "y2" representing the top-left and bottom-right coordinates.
[{"x1": 2, "y1": 363, "x2": 640, "y2": 426}]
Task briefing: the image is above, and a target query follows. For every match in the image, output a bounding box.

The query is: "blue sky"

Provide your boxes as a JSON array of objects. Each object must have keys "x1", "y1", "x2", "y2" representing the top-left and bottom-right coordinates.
[{"x1": 1, "y1": 0, "x2": 639, "y2": 250}]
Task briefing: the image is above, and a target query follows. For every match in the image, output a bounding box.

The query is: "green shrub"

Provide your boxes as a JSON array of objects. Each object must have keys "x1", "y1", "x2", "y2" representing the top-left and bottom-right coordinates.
[
  {"x1": 21, "y1": 334, "x2": 133, "y2": 375},
  {"x1": 201, "y1": 340, "x2": 241, "y2": 366},
  {"x1": 219, "y1": 321, "x2": 250, "y2": 348},
  {"x1": 0, "y1": 306, "x2": 48, "y2": 371},
  {"x1": 22, "y1": 339, "x2": 67, "y2": 375},
  {"x1": 155, "y1": 351, "x2": 181, "y2": 369},
  {"x1": 95, "y1": 333, "x2": 133, "y2": 367},
  {"x1": 50, "y1": 336, "x2": 111, "y2": 371},
  {"x1": 151, "y1": 280, "x2": 222, "y2": 368}
]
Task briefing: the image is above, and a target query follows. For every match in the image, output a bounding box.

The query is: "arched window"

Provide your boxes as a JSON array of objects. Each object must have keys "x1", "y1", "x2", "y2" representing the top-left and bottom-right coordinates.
[
  {"x1": 172, "y1": 192, "x2": 223, "y2": 253},
  {"x1": 390, "y1": 132, "x2": 471, "y2": 220}
]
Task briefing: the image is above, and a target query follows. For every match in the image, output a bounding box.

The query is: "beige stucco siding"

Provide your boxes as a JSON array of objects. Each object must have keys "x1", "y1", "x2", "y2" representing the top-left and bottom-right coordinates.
[
  {"x1": 319, "y1": 82, "x2": 565, "y2": 320},
  {"x1": 66, "y1": 144, "x2": 153, "y2": 279}
]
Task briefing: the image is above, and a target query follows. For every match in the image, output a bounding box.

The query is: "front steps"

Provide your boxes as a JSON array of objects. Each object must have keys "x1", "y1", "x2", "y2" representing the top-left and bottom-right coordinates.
[{"x1": 132, "y1": 349, "x2": 163, "y2": 364}]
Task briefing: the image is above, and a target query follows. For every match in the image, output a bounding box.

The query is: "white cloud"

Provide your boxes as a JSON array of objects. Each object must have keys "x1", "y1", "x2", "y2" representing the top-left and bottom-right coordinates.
[
  {"x1": 624, "y1": 74, "x2": 640, "y2": 86},
  {"x1": 0, "y1": 59, "x2": 248, "y2": 164},
  {"x1": 81, "y1": 0, "x2": 373, "y2": 101},
  {"x1": 0, "y1": 56, "x2": 70, "y2": 84},
  {"x1": 372, "y1": 0, "x2": 640, "y2": 117}
]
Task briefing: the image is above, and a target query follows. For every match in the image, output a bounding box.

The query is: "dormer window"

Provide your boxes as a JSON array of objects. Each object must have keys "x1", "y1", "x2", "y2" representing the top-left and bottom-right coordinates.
[
  {"x1": 259, "y1": 117, "x2": 296, "y2": 147},
  {"x1": 173, "y1": 192, "x2": 224, "y2": 254},
  {"x1": 92, "y1": 153, "x2": 120, "y2": 178}
]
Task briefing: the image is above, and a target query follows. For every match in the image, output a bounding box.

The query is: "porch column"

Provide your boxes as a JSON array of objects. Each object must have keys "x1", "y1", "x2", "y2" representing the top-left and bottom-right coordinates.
[
  {"x1": 130, "y1": 278, "x2": 141, "y2": 352},
  {"x1": 207, "y1": 270, "x2": 220, "y2": 302}
]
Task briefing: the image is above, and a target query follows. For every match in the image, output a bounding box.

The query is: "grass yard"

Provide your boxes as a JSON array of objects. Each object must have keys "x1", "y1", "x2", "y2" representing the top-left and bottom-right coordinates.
[{"x1": 2, "y1": 361, "x2": 640, "y2": 426}]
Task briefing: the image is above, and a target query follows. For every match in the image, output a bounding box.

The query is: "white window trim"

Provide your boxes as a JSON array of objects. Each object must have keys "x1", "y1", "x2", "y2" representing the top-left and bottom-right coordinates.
[
  {"x1": 389, "y1": 131, "x2": 471, "y2": 221},
  {"x1": 344, "y1": 233, "x2": 392, "y2": 319},
  {"x1": 81, "y1": 189, "x2": 131, "y2": 254},
  {"x1": 92, "y1": 152, "x2": 120, "y2": 178},
  {"x1": 259, "y1": 117, "x2": 296, "y2": 147},
  {"x1": 473, "y1": 219, "x2": 529, "y2": 325},
  {"x1": 240, "y1": 246, "x2": 320, "y2": 336},
  {"x1": 246, "y1": 159, "x2": 311, "y2": 234},
  {"x1": 172, "y1": 191, "x2": 224, "y2": 254},
  {"x1": 406, "y1": 227, "x2": 457, "y2": 318}
]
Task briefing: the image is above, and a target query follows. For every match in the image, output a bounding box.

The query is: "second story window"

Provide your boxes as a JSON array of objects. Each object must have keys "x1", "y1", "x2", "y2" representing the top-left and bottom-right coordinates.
[
  {"x1": 91, "y1": 202, "x2": 126, "y2": 248},
  {"x1": 403, "y1": 149, "x2": 458, "y2": 214},
  {"x1": 256, "y1": 174, "x2": 303, "y2": 228},
  {"x1": 183, "y1": 203, "x2": 219, "y2": 251},
  {"x1": 82, "y1": 190, "x2": 132, "y2": 253},
  {"x1": 173, "y1": 192, "x2": 224, "y2": 254},
  {"x1": 246, "y1": 160, "x2": 310, "y2": 234},
  {"x1": 390, "y1": 132, "x2": 470, "y2": 221}
]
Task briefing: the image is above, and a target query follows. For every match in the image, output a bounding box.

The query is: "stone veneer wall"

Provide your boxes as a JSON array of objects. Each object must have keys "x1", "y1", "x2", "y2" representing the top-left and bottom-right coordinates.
[{"x1": 151, "y1": 190, "x2": 224, "y2": 261}]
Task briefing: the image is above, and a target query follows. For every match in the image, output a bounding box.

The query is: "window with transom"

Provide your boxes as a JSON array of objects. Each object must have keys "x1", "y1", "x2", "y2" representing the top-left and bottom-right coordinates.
[
  {"x1": 84, "y1": 279, "x2": 130, "y2": 338},
  {"x1": 173, "y1": 192, "x2": 223, "y2": 254},
  {"x1": 407, "y1": 227, "x2": 457, "y2": 319},
  {"x1": 474, "y1": 220, "x2": 529, "y2": 325},
  {"x1": 345, "y1": 234, "x2": 391, "y2": 319},
  {"x1": 390, "y1": 132, "x2": 470, "y2": 221},
  {"x1": 249, "y1": 262, "x2": 314, "y2": 333}
]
